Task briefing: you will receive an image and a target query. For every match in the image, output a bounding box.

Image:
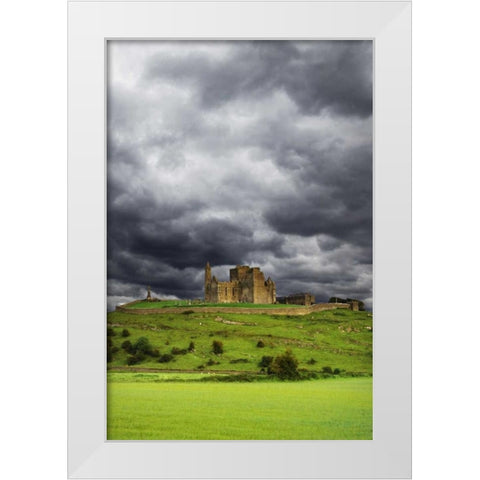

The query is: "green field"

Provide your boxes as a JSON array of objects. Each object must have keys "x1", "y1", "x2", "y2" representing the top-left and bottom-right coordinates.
[
  {"x1": 125, "y1": 300, "x2": 303, "y2": 309},
  {"x1": 107, "y1": 373, "x2": 372, "y2": 439},
  {"x1": 107, "y1": 308, "x2": 372, "y2": 374},
  {"x1": 107, "y1": 306, "x2": 372, "y2": 439}
]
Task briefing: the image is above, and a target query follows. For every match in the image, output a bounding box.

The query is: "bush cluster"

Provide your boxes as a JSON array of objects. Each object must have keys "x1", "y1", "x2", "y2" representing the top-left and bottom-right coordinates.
[
  {"x1": 158, "y1": 353, "x2": 174, "y2": 363},
  {"x1": 256, "y1": 340, "x2": 265, "y2": 348},
  {"x1": 269, "y1": 349, "x2": 300, "y2": 380},
  {"x1": 127, "y1": 353, "x2": 143, "y2": 366},
  {"x1": 171, "y1": 347, "x2": 188, "y2": 355},
  {"x1": 321, "y1": 366, "x2": 341, "y2": 375},
  {"x1": 133, "y1": 337, "x2": 151, "y2": 354},
  {"x1": 118, "y1": 336, "x2": 163, "y2": 365},
  {"x1": 212, "y1": 340, "x2": 224, "y2": 355},
  {"x1": 258, "y1": 356, "x2": 274, "y2": 369}
]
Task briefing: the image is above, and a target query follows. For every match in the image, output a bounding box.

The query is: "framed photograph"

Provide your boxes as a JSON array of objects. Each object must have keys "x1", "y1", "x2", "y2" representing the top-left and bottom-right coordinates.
[{"x1": 68, "y1": 1, "x2": 411, "y2": 478}]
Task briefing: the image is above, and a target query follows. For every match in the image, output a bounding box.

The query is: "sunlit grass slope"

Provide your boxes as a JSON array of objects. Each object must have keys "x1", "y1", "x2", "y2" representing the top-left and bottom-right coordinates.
[{"x1": 107, "y1": 308, "x2": 372, "y2": 374}]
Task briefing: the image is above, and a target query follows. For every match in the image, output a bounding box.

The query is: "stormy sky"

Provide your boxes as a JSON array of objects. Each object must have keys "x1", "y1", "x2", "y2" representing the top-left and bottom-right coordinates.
[{"x1": 107, "y1": 41, "x2": 372, "y2": 311}]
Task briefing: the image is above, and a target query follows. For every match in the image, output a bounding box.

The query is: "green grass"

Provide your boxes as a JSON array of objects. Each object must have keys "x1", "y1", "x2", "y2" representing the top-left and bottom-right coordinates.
[
  {"x1": 107, "y1": 308, "x2": 372, "y2": 439},
  {"x1": 107, "y1": 374, "x2": 372, "y2": 439},
  {"x1": 107, "y1": 308, "x2": 372, "y2": 374},
  {"x1": 125, "y1": 300, "x2": 303, "y2": 309}
]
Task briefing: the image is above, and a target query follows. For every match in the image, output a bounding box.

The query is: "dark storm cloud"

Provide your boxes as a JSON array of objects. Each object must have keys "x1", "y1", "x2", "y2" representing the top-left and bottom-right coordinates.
[
  {"x1": 107, "y1": 41, "x2": 373, "y2": 310},
  {"x1": 263, "y1": 142, "x2": 372, "y2": 245},
  {"x1": 144, "y1": 41, "x2": 372, "y2": 117},
  {"x1": 110, "y1": 214, "x2": 285, "y2": 270}
]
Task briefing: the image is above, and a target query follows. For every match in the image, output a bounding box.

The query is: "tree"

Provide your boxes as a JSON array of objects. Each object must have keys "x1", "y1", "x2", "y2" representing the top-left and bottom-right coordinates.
[
  {"x1": 270, "y1": 349, "x2": 300, "y2": 380},
  {"x1": 133, "y1": 336, "x2": 152, "y2": 354}
]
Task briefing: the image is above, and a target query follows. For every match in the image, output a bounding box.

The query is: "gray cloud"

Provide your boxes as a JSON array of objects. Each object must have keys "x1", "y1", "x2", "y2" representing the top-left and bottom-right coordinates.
[
  {"x1": 107, "y1": 40, "x2": 373, "y2": 310},
  {"x1": 144, "y1": 41, "x2": 372, "y2": 117}
]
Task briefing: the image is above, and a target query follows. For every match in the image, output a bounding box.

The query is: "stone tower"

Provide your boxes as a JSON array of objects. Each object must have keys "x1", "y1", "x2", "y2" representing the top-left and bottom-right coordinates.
[{"x1": 204, "y1": 262, "x2": 212, "y2": 301}]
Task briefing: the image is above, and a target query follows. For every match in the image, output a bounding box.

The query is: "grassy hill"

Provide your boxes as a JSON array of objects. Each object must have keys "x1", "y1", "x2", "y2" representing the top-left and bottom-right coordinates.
[
  {"x1": 107, "y1": 307, "x2": 372, "y2": 375},
  {"x1": 107, "y1": 305, "x2": 373, "y2": 439}
]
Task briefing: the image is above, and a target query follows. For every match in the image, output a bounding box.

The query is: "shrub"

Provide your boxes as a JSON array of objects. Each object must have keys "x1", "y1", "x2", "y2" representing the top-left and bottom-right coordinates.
[
  {"x1": 270, "y1": 349, "x2": 300, "y2": 380},
  {"x1": 121, "y1": 340, "x2": 132, "y2": 351},
  {"x1": 197, "y1": 364, "x2": 205, "y2": 370},
  {"x1": 150, "y1": 348, "x2": 160, "y2": 357},
  {"x1": 127, "y1": 352, "x2": 145, "y2": 366},
  {"x1": 188, "y1": 341, "x2": 195, "y2": 352},
  {"x1": 212, "y1": 340, "x2": 224, "y2": 354},
  {"x1": 171, "y1": 347, "x2": 187, "y2": 355},
  {"x1": 121, "y1": 328, "x2": 130, "y2": 337},
  {"x1": 307, "y1": 358, "x2": 317, "y2": 365},
  {"x1": 127, "y1": 355, "x2": 138, "y2": 366},
  {"x1": 258, "y1": 356, "x2": 274, "y2": 368},
  {"x1": 107, "y1": 327, "x2": 115, "y2": 337},
  {"x1": 158, "y1": 353, "x2": 174, "y2": 363},
  {"x1": 256, "y1": 340, "x2": 265, "y2": 348},
  {"x1": 182, "y1": 310, "x2": 195, "y2": 315},
  {"x1": 333, "y1": 368, "x2": 341, "y2": 375},
  {"x1": 206, "y1": 359, "x2": 219, "y2": 366},
  {"x1": 322, "y1": 366, "x2": 333, "y2": 374},
  {"x1": 134, "y1": 351, "x2": 145, "y2": 362},
  {"x1": 111, "y1": 346, "x2": 120, "y2": 354},
  {"x1": 133, "y1": 337, "x2": 151, "y2": 354},
  {"x1": 230, "y1": 358, "x2": 249, "y2": 364}
]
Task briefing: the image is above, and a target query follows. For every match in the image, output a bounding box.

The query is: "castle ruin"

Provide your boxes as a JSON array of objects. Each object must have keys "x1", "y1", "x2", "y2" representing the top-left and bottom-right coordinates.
[
  {"x1": 276, "y1": 292, "x2": 316, "y2": 306},
  {"x1": 204, "y1": 262, "x2": 276, "y2": 304}
]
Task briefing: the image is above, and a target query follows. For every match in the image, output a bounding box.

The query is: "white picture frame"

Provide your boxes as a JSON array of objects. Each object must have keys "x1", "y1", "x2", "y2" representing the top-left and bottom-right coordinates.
[{"x1": 68, "y1": 1, "x2": 411, "y2": 478}]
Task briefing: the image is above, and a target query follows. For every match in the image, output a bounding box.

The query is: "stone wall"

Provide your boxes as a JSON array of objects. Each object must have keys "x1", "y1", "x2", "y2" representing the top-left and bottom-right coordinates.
[{"x1": 115, "y1": 302, "x2": 350, "y2": 316}]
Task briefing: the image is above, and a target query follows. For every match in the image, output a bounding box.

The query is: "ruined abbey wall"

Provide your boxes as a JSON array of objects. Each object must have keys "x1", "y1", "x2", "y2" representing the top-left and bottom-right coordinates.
[
  {"x1": 204, "y1": 263, "x2": 276, "y2": 304},
  {"x1": 277, "y1": 293, "x2": 316, "y2": 306}
]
